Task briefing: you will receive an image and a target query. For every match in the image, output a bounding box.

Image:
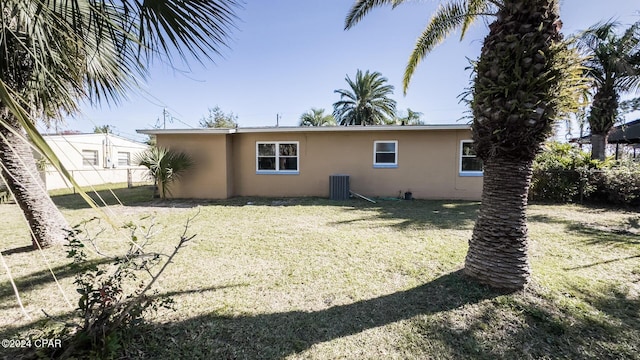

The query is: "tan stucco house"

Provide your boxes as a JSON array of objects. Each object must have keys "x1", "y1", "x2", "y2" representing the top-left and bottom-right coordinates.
[{"x1": 137, "y1": 125, "x2": 484, "y2": 200}]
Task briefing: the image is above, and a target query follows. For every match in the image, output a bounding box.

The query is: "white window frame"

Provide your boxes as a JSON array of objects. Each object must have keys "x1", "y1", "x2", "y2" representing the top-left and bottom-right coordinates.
[
  {"x1": 373, "y1": 140, "x2": 398, "y2": 168},
  {"x1": 256, "y1": 141, "x2": 300, "y2": 174},
  {"x1": 82, "y1": 149, "x2": 99, "y2": 167},
  {"x1": 459, "y1": 140, "x2": 483, "y2": 176},
  {"x1": 117, "y1": 152, "x2": 131, "y2": 167}
]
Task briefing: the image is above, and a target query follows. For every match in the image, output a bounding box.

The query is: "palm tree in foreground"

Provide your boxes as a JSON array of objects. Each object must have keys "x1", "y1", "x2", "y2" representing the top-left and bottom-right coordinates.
[
  {"x1": 0, "y1": 1, "x2": 239, "y2": 247},
  {"x1": 578, "y1": 20, "x2": 640, "y2": 160},
  {"x1": 299, "y1": 108, "x2": 336, "y2": 126},
  {"x1": 346, "y1": 0, "x2": 583, "y2": 289},
  {"x1": 333, "y1": 69, "x2": 397, "y2": 125}
]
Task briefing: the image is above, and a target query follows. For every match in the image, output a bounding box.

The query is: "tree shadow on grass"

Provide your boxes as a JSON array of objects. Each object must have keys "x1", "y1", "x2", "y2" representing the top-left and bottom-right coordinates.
[
  {"x1": 51, "y1": 185, "x2": 156, "y2": 210},
  {"x1": 0, "y1": 258, "x2": 113, "y2": 304},
  {"x1": 52, "y1": 189, "x2": 482, "y2": 231},
  {"x1": 0, "y1": 284, "x2": 245, "y2": 359},
  {"x1": 137, "y1": 270, "x2": 503, "y2": 359},
  {"x1": 1, "y1": 245, "x2": 36, "y2": 255},
  {"x1": 529, "y1": 213, "x2": 640, "y2": 245},
  {"x1": 328, "y1": 200, "x2": 480, "y2": 231}
]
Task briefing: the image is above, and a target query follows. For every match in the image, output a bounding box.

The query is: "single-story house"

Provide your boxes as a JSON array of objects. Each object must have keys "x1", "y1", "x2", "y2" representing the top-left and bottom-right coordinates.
[
  {"x1": 39, "y1": 133, "x2": 150, "y2": 190},
  {"x1": 137, "y1": 125, "x2": 484, "y2": 200}
]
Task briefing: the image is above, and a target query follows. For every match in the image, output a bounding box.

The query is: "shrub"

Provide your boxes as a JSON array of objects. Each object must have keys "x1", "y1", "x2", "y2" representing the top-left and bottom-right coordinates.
[
  {"x1": 37, "y1": 216, "x2": 196, "y2": 359},
  {"x1": 531, "y1": 142, "x2": 640, "y2": 206},
  {"x1": 530, "y1": 142, "x2": 599, "y2": 203},
  {"x1": 589, "y1": 162, "x2": 640, "y2": 206}
]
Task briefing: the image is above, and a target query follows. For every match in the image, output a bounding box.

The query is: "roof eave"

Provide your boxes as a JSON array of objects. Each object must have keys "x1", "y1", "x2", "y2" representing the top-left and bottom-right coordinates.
[{"x1": 136, "y1": 124, "x2": 471, "y2": 135}]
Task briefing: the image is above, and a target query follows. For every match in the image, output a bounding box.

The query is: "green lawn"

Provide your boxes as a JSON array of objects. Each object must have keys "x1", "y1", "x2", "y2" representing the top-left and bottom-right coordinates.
[{"x1": 0, "y1": 186, "x2": 638, "y2": 359}]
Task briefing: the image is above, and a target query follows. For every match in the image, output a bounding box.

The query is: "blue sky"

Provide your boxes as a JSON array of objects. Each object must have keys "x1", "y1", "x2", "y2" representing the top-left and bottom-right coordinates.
[{"x1": 57, "y1": 1, "x2": 639, "y2": 142}]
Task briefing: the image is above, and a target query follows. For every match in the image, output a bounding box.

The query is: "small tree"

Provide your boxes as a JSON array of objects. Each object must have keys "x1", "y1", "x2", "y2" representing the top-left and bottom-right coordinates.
[
  {"x1": 93, "y1": 125, "x2": 114, "y2": 134},
  {"x1": 136, "y1": 147, "x2": 193, "y2": 199},
  {"x1": 199, "y1": 106, "x2": 238, "y2": 128},
  {"x1": 299, "y1": 108, "x2": 336, "y2": 126}
]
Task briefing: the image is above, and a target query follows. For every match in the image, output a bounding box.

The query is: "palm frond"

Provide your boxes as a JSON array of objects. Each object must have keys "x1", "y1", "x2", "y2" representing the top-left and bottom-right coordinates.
[
  {"x1": 404, "y1": 1, "x2": 478, "y2": 93},
  {"x1": 460, "y1": 0, "x2": 491, "y2": 39},
  {"x1": 1, "y1": 0, "x2": 239, "y2": 206},
  {"x1": 345, "y1": 0, "x2": 405, "y2": 30},
  {"x1": 333, "y1": 69, "x2": 396, "y2": 125},
  {"x1": 0, "y1": 79, "x2": 101, "y2": 212},
  {"x1": 136, "y1": 146, "x2": 193, "y2": 199}
]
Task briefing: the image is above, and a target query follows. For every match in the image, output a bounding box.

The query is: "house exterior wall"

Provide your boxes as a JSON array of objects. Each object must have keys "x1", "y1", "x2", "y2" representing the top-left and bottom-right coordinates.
[
  {"x1": 231, "y1": 129, "x2": 482, "y2": 200},
  {"x1": 156, "y1": 134, "x2": 232, "y2": 199},
  {"x1": 41, "y1": 134, "x2": 149, "y2": 190},
  {"x1": 154, "y1": 128, "x2": 483, "y2": 200}
]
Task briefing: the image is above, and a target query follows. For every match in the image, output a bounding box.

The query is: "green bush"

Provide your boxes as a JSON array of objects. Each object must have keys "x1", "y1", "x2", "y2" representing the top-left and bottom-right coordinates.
[
  {"x1": 36, "y1": 217, "x2": 196, "y2": 359},
  {"x1": 530, "y1": 142, "x2": 599, "y2": 203},
  {"x1": 531, "y1": 142, "x2": 640, "y2": 206},
  {"x1": 589, "y1": 163, "x2": 640, "y2": 206}
]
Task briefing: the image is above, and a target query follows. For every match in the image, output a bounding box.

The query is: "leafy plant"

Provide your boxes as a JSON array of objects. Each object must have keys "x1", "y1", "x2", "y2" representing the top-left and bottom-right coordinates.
[
  {"x1": 531, "y1": 142, "x2": 600, "y2": 202},
  {"x1": 136, "y1": 147, "x2": 194, "y2": 199},
  {"x1": 589, "y1": 162, "x2": 640, "y2": 206},
  {"x1": 199, "y1": 106, "x2": 238, "y2": 128},
  {"x1": 299, "y1": 108, "x2": 336, "y2": 126},
  {"x1": 40, "y1": 216, "x2": 196, "y2": 359},
  {"x1": 531, "y1": 142, "x2": 640, "y2": 206}
]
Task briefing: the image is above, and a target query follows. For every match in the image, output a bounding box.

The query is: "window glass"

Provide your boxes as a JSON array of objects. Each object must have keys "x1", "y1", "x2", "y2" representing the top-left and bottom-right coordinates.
[
  {"x1": 279, "y1": 143, "x2": 297, "y2": 156},
  {"x1": 376, "y1": 153, "x2": 396, "y2": 164},
  {"x1": 374, "y1": 141, "x2": 398, "y2": 166},
  {"x1": 82, "y1": 150, "x2": 98, "y2": 166},
  {"x1": 117, "y1": 152, "x2": 130, "y2": 166},
  {"x1": 258, "y1": 143, "x2": 275, "y2": 156},
  {"x1": 257, "y1": 142, "x2": 298, "y2": 173},
  {"x1": 460, "y1": 141, "x2": 483, "y2": 173},
  {"x1": 375, "y1": 142, "x2": 396, "y2": 153}
]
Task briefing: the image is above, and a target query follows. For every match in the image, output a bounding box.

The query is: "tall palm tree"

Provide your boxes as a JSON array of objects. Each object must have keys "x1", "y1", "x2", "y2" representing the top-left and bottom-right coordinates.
[
  {"x1": 578, "y1": 20, "x2": 640, "y2": 160},
  {"x1": 299, "y1": 108, "x2": 336, "y2": 126},
  {"x1": 0, "y1": 1, "x2": 239, "y2": 247},
  {"x1": 346, "y1": 0, "x2": 583, "y2": 289},
  {"x1": 333, "y1": 69, "x2": 397, "y2": 125}
]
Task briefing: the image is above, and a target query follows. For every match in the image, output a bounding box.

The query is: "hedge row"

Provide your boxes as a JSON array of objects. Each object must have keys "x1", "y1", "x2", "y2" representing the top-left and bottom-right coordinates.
[{"x1": 529, "y1": 143, "x2": 640, "y2": 206}]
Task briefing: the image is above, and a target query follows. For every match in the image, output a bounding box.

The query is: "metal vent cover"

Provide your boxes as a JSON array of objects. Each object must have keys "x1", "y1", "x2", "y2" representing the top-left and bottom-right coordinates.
[{"x1": 329, "y1": 174, "x2": 350, "y2": 200}]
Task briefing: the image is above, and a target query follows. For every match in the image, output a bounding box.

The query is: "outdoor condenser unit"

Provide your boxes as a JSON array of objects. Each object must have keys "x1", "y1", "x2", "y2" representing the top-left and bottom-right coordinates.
[{"x1": 329, "y1": 174, "x2": 350, "y2": 200}]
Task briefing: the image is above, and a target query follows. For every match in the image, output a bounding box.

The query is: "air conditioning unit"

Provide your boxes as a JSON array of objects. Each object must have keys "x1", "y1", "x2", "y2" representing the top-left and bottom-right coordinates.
[{"x1": 329, "y1": 174, "x2": 350, "y2": 200}]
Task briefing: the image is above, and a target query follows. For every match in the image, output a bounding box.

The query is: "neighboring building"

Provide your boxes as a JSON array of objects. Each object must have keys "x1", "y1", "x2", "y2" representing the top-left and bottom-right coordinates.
[
  {"x1": 572, "y1": 118, "x2": 640, "y2": 160},
  {"x1": 39, "y1": 133, "x2": 150, "y2": 190},
  {"x1": 138, "y1": 125, "x2": 483, "y2": 200}
]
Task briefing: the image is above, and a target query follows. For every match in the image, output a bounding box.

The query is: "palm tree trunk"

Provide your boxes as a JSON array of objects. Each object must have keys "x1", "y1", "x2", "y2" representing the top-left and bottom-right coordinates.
[
  {"x1": 0, "y1": 109, "x2": 69, "y2": 248},
  {"x1": 588, "y1": 89, "x2": 618, "y2": 161},
  {"x1": 590, "y1": 134, "x2": 607, "y2": 161},
  {"x1": 464, "y1": 156, "x2": 533, "y2": 289}
]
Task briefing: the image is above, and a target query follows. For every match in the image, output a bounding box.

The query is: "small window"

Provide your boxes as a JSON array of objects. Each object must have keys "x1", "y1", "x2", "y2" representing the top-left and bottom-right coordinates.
[
  {"x1": 117, "y1": 152, "x2": 130, "y2": 166},
  {"x1": 256, "y1": 142, "x2": 299, "y2": 174},
  {"x1": 460, "y1": 141, "x2": 483, "y2": 176},
  {"x1": 82, "y1": 150, "x2": 99, "y2": 166},
  {"x1": 373, "y1": 140, "x2": 398, "y2": 168}
]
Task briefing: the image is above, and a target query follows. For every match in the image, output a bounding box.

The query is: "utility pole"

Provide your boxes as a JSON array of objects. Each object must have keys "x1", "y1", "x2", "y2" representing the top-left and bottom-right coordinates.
[
  {"x1": 163, "y1": 108, "x2": 168, "y2": 129},
  {"x1": 276, "y1": 113, "x2": 280, "y2": 127}
]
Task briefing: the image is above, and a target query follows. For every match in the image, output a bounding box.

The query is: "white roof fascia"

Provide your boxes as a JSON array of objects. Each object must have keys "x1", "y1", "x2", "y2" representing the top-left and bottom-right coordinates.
[
  {"x1": 137, "y1": 128, "x2": 236, "y2": 135},
  {"x1": 136, "y1": 124, "x2": 470, "y2": 135}
]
